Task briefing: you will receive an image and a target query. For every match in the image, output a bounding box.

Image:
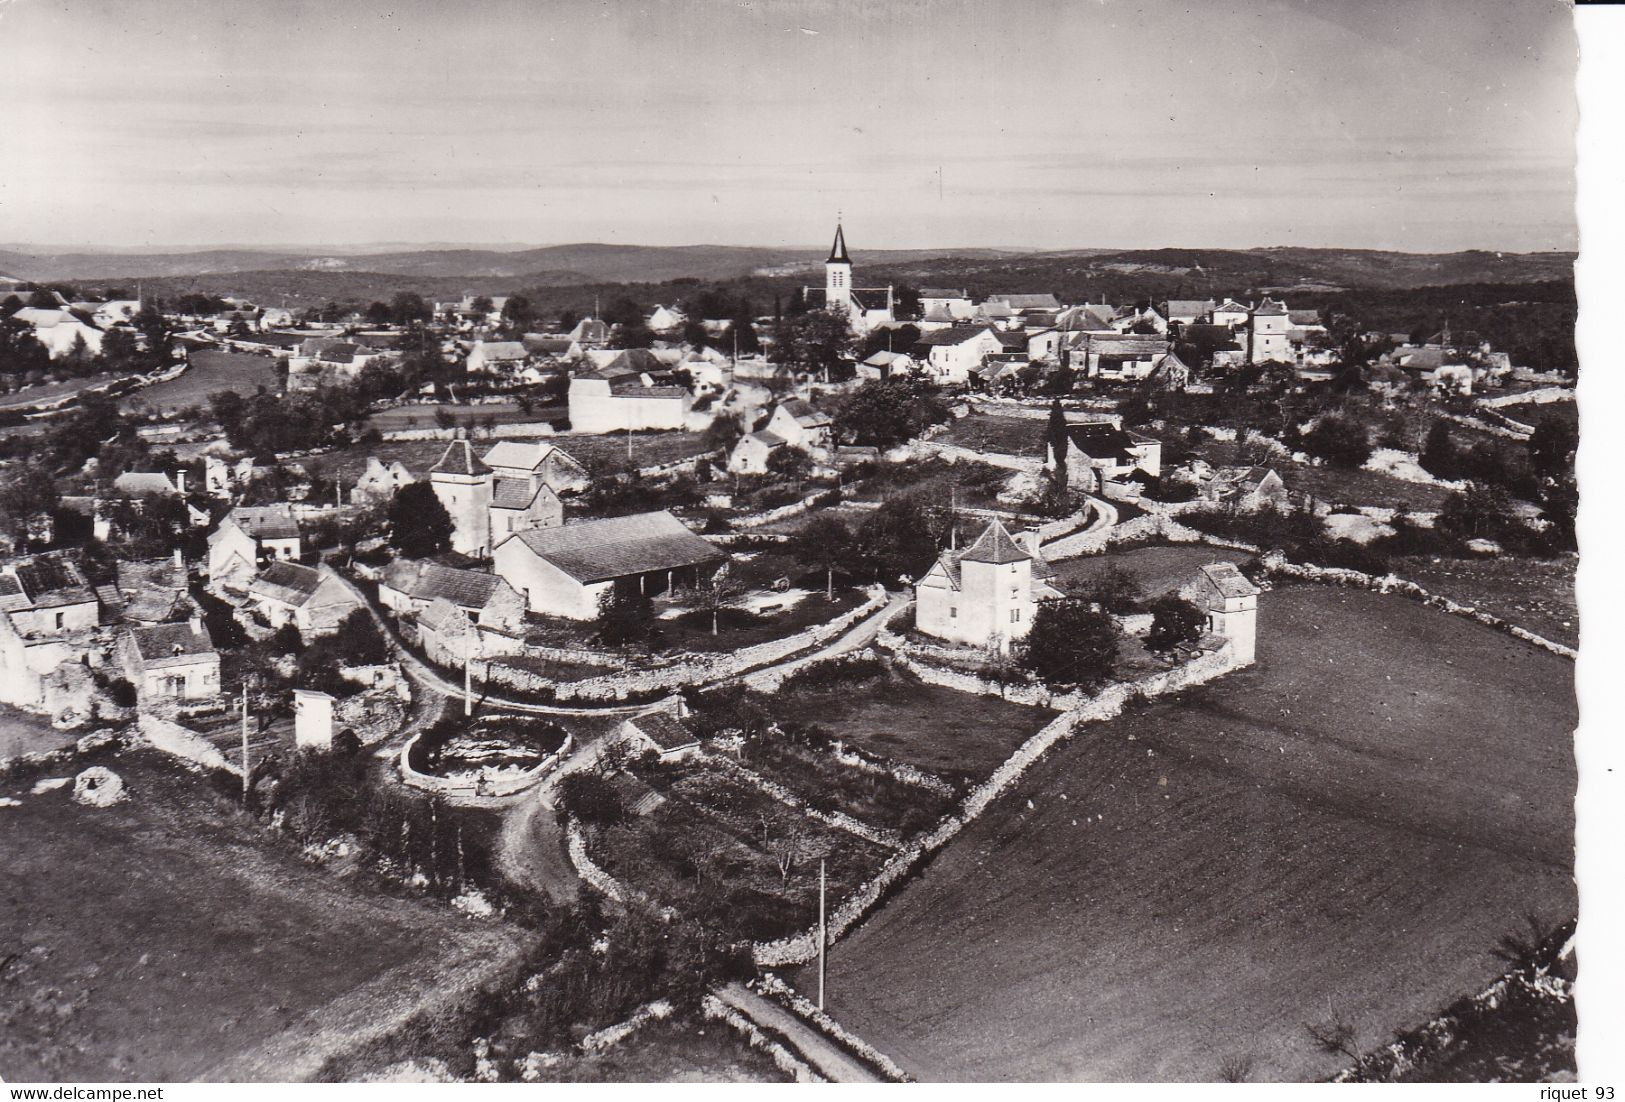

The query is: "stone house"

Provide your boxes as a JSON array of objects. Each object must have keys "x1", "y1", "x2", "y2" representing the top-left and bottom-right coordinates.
[
  {"x1": 207, "y1": 504, "x2": 302, "y2": 592},
  {"x1": 0, "y1": 553, "x2": 102, "y2": 709},
  {"x1": 913, "y1": 327, "x2": 1004, "y2": 387},
  {"x1": 493, "y1": 509, "x2": 727, "y2": 619},
  {"x1": 619, "y1": 710, "x2": 701, "y2": 761},
  {"x1": 483, "y1": 440, "x2": 591, "y2": 496},
  {"x1": 379, "y1": 560, "x2": 526, "y2": 633},
  {"x1": 119, "y1": 619, "x2": 220, "y2": 702},
  {"x1": 351, "y1": 457, "x2": 417, "y2": 507},
  {"x1": 914, "y1": 521, "x2": 1062, "y2": 655},
  {"x1": 567, "y1": 369, "x2": 688, "y2": 433},
  {"x1": 465, "y1": 340, "x2": 529, "y2": 375},
  {"x1": 1046, "y1": 420, "x2": 1163, "y2": 493},
  {"x1": 765, "y1": 399, "x2": 834, "y2": 452},
  {"x1": 727, "y1": 430, "x2": 790, "y2": 476},
  {"x1": 1200, "y1": 466, "x2": 1288, "y2": 511},
  {"x1": 245, "y1": 561, "x2": 364, "y2": 638}
]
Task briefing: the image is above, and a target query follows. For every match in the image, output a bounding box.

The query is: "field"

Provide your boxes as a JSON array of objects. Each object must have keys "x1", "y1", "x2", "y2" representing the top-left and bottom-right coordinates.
[
  {"x1": 0, "y1": 705, "x2": 77, "y2": 760},
  {"x1": 365, "y1": 402, "x2": 561, "y2": 434},
  {"x1": 123, "y1": 349, "x2": 281, "y2": 414},
  {"x1": 0, "y1": 749, "x2": 529, "y2": 1082},
  {"x1": 0, "y1": 372, "x2": 133, "y2": 412},
  {"x1": 804, "y1": 583, "x2": 1575, "y2": 1082},
  {"x1": 1393, "y1": 554, "x2": 1577, "y2": 648},
  {"x1": 503, "y1": 1011, "x2": 788, "y2": 1083},
  {"x1": 1047, "y1": 544, "x2": 1254, "y2": 600},
  {"x1": 774, "y1": 675, "x2": 1056, "y2": 788},
  {"x1": 938, "y1": 412, "x2": 1046, "y2": 458}
]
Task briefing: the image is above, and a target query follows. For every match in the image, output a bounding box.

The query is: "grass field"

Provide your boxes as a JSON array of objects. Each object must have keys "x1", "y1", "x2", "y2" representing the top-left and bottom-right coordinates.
[
  {"x1": 802, "y1": 583, "x2": 1575, "y2": 1082},
  {"x1": 1393, "y1": 554, "x2": 1577, "y2": 648},
  {"x1": 0, "y1": 749, "x2": 529, "y2": 1082},
  {"x1": 0, "y1": 372, "x2": 134, "y2": 412},
  {"x1": 775, "y1": 675, "x2": 1056, "y2": 789},
  {"x1": 124, "y1": 349, "x2": 281, "y2": 414},
  {"x1": 365, "y1": 402, "x2": 561, "y2": 433},
  {"x1": 0, "y1": 705, "x2": 77, "y2": 760},
  {"x1": 937, "y1": 412, "x2": 1046, "y2": 458}
]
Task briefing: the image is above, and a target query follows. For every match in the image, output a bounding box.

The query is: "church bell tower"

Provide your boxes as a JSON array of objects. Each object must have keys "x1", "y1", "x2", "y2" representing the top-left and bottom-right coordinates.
[{"x1": 825, "y1": 221, "x2": 853, "y2": 314}]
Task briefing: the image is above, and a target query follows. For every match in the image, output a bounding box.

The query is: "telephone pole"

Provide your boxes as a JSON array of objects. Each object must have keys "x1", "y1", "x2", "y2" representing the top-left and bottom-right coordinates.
[
  {"x1": 463, "y1": 626, "x2": 474, "y2": 717},
  {"x1": 818, "y1": 858, "x2": 828, "y2": 1011},
  {"x1": 240, "y1": 681, "x2": 250, "y2": 803}
]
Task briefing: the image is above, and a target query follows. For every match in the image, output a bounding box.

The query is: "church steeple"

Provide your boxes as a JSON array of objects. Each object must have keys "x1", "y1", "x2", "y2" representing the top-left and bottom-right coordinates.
[
  {"x1": 828, "y1": 222, "x2": 850, "y2": 264},
  {"x1": 825, "y1": 219, "x2": 853, "y2": 313}
]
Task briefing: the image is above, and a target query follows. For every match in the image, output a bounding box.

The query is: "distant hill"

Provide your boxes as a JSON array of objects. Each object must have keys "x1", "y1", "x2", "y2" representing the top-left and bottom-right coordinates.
[
  {"x1": 0, "y1": 243, "x2": 1574, "y2": 310},
  {"x1": 0, "y1": 243, "x2": 1019, "y2": 284}
]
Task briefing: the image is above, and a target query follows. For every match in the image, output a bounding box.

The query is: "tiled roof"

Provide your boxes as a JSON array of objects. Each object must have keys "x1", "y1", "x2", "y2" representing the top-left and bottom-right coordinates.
[
  {"x1": 779, "y1": 398, "x2": 831, "y2": 427},
  {"x1": 920, "y1": 288, "x2": 966, "y2": 298},
  {"x1": 491, "y1": 477, "x2": 546, "y2": 510},
  {"x1": 959, "y1": 520, "x2": 1031, "y2": 565},
  {"x1": 989, "y1": 293, "x2": 1060, "y2": 311},
  {"x1": 626, "y1": 710, "x2": 700, "y2": 752},
  {"x1": 404, "y1": 562, "x2": 506, "y2": 608},
  {"x1": 1253, "y1": 298, "x2": 1288, "y2": 316},
  {"x1": 1200, "y1": 561, "x2": 1259, "y2": 600},
  {"x1": 607, "y1": 770, "x2": 667, "y2": 816},
  {"x1": 430, "y1": 439, "x2": 491, "y2": 477},
  {"x1": 229, "y1": 504, "x2": 300, "y2": 541},
  {"x1": 129, "y1": 621, "x2": 215, "y2": 662},
  {"x1": 1065, "y1": 423, "x2": 1146, "y2": 460},
  {"x1": 11, "y1": 554, "x2": 93, "y2": 608},
  {"x1": 1288, "y1": 309, "x2": 1322, "y2": 326},
  {"x1": 507, "y1": 510, "x2": 725, "y2": 584},
  {"x1": 249, "y1": 560, "x2": 324, "y2": 605},
  {"x1": 916, "y1": 327, "x2": 996, "y2": 347},
  {"x1": 1166, "y1": 299, "x2": 1216, "y2": 316},
  {"x1": 472, "y1": 341, "x2": 528, "y2": 360},
  {"x1": 111, "y1": 471, "x2": 178, "y2": 497}
]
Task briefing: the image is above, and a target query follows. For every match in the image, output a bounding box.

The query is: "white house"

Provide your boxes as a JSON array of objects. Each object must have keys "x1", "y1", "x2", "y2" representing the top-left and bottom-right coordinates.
[
  {"x1": 1047, "y1": 420, "x2": 1163, "y2": 492},
  {"x1": 1212, "y1": 299, "x2": 1252, "y2": 328},
  {"x1": 1249, "y1": 298, "x2": 1292, "y2": 363},
  {"x1": 466, "y1": 340, "x2": 529, "y2": 375},
  {"x1": 914, "y1": 521, "x2": 1061, "y2": 655},
  {"x1": 727, "y1": 431, "x2": 790, "y2": 475},
  {"x1": 207, "y1": 505, "x2": 301, "y2": 591},
  {"x1": 482, "y1": 440, "x2": 590, "y2": 496},
  {"x1": 913, "y1": 327, "x2": 1004, "y2": 386},
  {"x1": 567, "y1": 370, "x2": 687, "y2": 433},
  {"x1": 646, "y1": 305, "x2": 686, "y2": 333},
  {"x1": 493, "y1": 509, "x2": 726, "y2": 620},
  {"x1": 1179, "y1": 561, "x2": 1260, "y2": 665},
  {"x1": 764, "y1": 399, "x2": 833, "y2": 451},
  {"x1": 11, "y1": 308, "x2": 104, "y2": 359}
]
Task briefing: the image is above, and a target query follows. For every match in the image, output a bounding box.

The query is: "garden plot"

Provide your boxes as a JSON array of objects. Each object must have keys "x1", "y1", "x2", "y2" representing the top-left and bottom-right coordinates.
[
  {"x1": 585, "y1": 758, "x2": 891, "y2": 943},
  {"x1": 808, "y1": 583, "x2": 1575, "y2": 1082}
]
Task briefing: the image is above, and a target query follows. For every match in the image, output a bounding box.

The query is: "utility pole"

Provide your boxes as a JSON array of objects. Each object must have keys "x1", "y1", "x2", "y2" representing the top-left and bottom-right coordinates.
[
  {"x1": 240, "y1": 681, "x2": 250, "y2": 804},
  {"x1": 463, "y1": 625, "x2": 474, "y2": 717},
  {"x1": 818, "y1": 858, "x2": 828, "y2": 1011}
]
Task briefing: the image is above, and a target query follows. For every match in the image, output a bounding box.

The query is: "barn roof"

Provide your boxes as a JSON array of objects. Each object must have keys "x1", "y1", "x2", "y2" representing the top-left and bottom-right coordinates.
[
  {"x1": 505, "y1": 510, "x2": 725, "y2": 585},
  {"x1": 626, "y1": 710, "x2": 700, "y2": 753},
  {"x1": 959, "y1": 520, "x2": 1031, "y2": 566},
  {"x1": 248, "y1": 561, "x2": 324, "y2": 606},
  {"x1": 1199, "y1": 561, "x2": 1259, "y2": 600},
  {"x1": 128, "y1": 621, "x2": 215, "y2": 663},
  {"x1": 430, "y1": 439, "x2": 491, "y2": 477},
  {"x1": 228, "y1": 504, "x2": 300, "y2": 541}
]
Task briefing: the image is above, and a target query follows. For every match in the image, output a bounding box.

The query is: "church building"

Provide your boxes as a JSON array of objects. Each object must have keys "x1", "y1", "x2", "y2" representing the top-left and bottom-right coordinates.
[{"x1": 802, "y1": 222, "x2": 895, "y2": 336}]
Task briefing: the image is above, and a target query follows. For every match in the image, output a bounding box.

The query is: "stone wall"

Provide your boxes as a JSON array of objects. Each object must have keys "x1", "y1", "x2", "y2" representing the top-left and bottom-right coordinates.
[
  {"x1": 397, "y1": 731, "x2": 572, "y2": 801},
  {"x1": 475, "y1": 586, "x2": 889, "y2": 702},
  {"x1": 138, "y1": 714, "x2": 236, "y2": 774}
]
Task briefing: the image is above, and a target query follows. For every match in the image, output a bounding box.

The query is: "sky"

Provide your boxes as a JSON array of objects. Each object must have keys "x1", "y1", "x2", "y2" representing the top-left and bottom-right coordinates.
[{"x1": 0, "y1": 0, "x2": 1579, "y2": 253}]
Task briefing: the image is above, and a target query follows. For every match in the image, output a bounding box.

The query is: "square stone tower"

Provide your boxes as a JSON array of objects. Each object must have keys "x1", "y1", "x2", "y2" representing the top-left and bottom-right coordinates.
[
  {"x1": 1185, "y1": 561, "x2": 1261, "y2": 665},
  {"x1": 429, "y1": 439, "x2": 494, "y2": 558}
]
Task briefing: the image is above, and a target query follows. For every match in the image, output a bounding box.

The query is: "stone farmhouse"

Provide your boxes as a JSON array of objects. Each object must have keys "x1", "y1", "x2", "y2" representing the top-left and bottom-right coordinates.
[
  {"x1": 620, "y1": 710, "x2": 701, "y2": 762},
  {"x1": 914, "y1": 520, "x2": 1062, "y2": 655},
  {"x1": 379, "y1": 560, "x2": 525, "y2": 632},
  {"x1": 245, "y1": 561, "x2": 364, "y2": 638},
  {"x1": 102, "y1": 555, "x2": 192, "y2": 625},
  {"x1": 728, "y1": 398, "x2": 835, "y2": 474},
  {"x1": 1047, "y1": 420, "x2": 1163, "y2": 494},
  {"x1": 465, "y1": 340, "x2": 529, "y2": 375},
  {"x1": 350, "y1": 456, "x2": 417, "y2": 507},
  {"x1": 428, "y1": 439, "x2": 584, "y2": 560},
  {"x1": 118, "y1": 619, "x2": 220, "y2": 702},
  {"x1": 914, "y1": 327, "x2": 1005, "y2": 386},
  {"x1": 207, "y1": 505, "x2": 302, "y2": 591},
  {"x1": 0, "y1": 553, "x2": 101, "y2": 709},
  {"x1": 493, "y1": 508, "x2": 726, "y2": 619}
]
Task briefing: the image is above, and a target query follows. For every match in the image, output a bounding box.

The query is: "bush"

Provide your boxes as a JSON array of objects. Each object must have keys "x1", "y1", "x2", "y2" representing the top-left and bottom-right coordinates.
[
  {"x1": 1300, "y1": 413, "x2": 1373, "y2": 469},
  {"x1": 777, "y1": 653, "x2": 888, "y2": 694},
  {"x1": 105, "y1": 677, "x2": 137, "y2": 708},
  {"x1": 1146, "y1": 596, "x2": 1205, "y2": 652},
  {"x1": 557, "y1": 770, "x2": 625, "y2": 827}
]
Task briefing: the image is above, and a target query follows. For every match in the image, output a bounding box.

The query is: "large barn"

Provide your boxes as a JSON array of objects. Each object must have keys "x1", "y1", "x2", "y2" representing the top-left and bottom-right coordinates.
[{"x1": 492, "y1": 509, "x2": 726, "y2": 619}]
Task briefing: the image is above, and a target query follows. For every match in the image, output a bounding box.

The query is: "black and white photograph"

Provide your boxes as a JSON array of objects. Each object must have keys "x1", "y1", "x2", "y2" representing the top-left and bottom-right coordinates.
[{"x1": 0, "y1": 0, "x2": 1615, "y2": 1089}]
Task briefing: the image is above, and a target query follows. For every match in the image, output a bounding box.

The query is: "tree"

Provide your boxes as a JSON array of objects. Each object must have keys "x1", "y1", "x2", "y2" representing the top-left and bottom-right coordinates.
[
  {"x1": 469, "y1": 295, "x2": 495, "y2": 317},
  {"x1": 133, "y1": 305, "x2": 173, "y2": 363},
  {"x1": 500, "y1": 294, "x2": 534, "y2": 333},
  {"x1": 724, "y1": 316, "x2": 760, "y2": 356},
  {"x1": 766, "y1": 444, "x2": 814, "y2": 487},
  {"x1": 685, "y1": 569, "x2": 745, "y2": 636},
  {"x1": 390, "y1": 292, "x2": 430, "y2": 326},
  {"x1": 792, "y1": 513, "x2": 855, "y2": 600},
  {"x1": 703, "y1": 411, "x2": 744, "y2": 454},
  {"x1": 1046, "y1": 397, "x2": 1070, "y2": 491},
  {"x1": 1018, "y1": 599, "x2": 1119, "y2": 687},
  {"x1": 387, "y1": 481, "x2": 454, "y2": 558},
  {"x1": 773, "y1": 308, "x2": 854, "y2": 381},
  {"x1": 1080, "y1": 564, "x2": 1142, "y2": 614},
  {"x1": 850, "y1": 496, "x2": 939, "y2": 584},
  {"x1": 365, "y1": 301, "x2": 394, "y2": 326},
  {"x1": 330, "y1": 608, "x2": 389, "y2": 665},
  {"x1": 1300, "y1": 413, "x2": 1372, "y2": 469},
  {"x1": 1527, "y1": 415, "x2": 1577, "y2": 483},
  {"x1": 1437, "y1": 481, "x2": 1516, "y2": 544},
  {"x1": 1146, "y1": 595, "x2": 1205, "y2": 652},
  {"x1": 557, "y1": 770, "x2": 625, "y2": 827},
  {"x1": 610, "y1": 323, "x2": 656, "y2": 350},
  {"x1": 1419, "y1": 419, "x2": 1462, "y2": 481},
  {"x1": 597, "y1": 587, "x2": 655, "y2": 647},
  {"x1": 831, "y1": 377, "x2": 950, "y2": 449}
]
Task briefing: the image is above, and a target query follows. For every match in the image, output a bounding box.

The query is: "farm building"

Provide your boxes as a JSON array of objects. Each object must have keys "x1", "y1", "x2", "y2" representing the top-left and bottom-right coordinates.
[
  {"x1": 119, "y1": 619, "x2": 220, "y2": 702},
  {"x1": 619, "y1": 710, "x2": 701, "y2": 761},
  {"x1": 379, "y1": 560, "x2": 525, "y2": 632},
  {"x1": 493, "y1": 509, "x2": 726, "y2": 619},
  {"x1": 1047, "y1": 420, "x2": 1162, "y2": 493},
  {"x1": 567, "y1": 368, "x2": 688, "y2": 433},
  {"x1": 245, "y1": 562, "x2": 365, "y2": 638},
  {"x1": 207, "y1": 505, "x2": 302, "y2": 590},
  {"x1": 1180, "y1": 561, "x2": 1261, "y2": 664}
]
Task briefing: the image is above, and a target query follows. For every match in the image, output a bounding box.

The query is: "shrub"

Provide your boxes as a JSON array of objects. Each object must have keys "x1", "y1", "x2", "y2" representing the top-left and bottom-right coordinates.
[
  {"x1": 105, "y1": 677, "x2": 137, "y2": 708},
  {"x1": 1300, "y1": 413, "x2": 1373, "y2": 469},
  {"x1": 557, "y1": 770, "x2": 625, "y2": 827},
  {"x1": 777, "y1": 653, "x2": 888, "y2": 694},
  {"x1": 1146, "y1": 595, "x2": 1205, "y2": 652}
]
